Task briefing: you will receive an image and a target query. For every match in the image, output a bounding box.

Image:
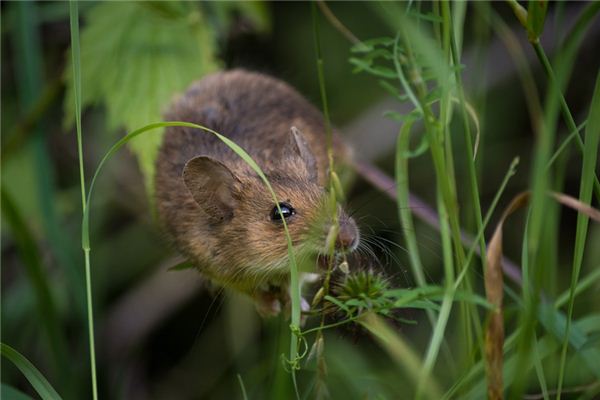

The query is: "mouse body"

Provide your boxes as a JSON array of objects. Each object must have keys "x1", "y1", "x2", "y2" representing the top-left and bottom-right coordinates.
[{"x1": 155, "y1": 69, "x2": 358, "y2": 316}]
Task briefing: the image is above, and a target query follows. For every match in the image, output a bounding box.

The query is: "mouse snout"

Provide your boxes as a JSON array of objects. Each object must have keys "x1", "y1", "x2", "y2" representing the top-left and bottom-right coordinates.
[{"x1": 335, "y1": 214, "x2": 359, "y2": 252}]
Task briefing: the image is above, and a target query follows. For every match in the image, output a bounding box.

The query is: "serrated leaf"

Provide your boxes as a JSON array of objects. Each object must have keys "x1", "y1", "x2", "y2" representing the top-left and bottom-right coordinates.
[
  {"x1": 350, "y1": 36, "x2": 394, "y2": 53},
  {"x1": 64, "y1": 2, "x2": 219, "y2": 198},
  {"x1": 349, "y1": 57, "x2": 397, "y2": 79}
]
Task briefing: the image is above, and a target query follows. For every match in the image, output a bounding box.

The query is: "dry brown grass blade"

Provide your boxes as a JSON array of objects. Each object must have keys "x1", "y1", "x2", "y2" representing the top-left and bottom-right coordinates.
[
  {"x1": 484, "y1": 190, "x2": 600, "y2": 399},
  {"x1": 552, "y1": 192, "x2": 600, "y2": 222},
  {"x1": 485, "y1": 191, "x2": 530, "y2": 400}
]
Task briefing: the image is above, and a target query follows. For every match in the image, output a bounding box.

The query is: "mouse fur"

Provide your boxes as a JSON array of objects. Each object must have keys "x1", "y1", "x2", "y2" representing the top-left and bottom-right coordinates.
[{"x1": 155, "y1": 69, "x2": 358, "y2": 316}]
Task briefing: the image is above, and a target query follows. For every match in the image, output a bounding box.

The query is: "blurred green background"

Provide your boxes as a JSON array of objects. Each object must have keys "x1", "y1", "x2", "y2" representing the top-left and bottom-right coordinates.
[{"x1": 2, "y1": 1, "x2": 599, "y2": 399}]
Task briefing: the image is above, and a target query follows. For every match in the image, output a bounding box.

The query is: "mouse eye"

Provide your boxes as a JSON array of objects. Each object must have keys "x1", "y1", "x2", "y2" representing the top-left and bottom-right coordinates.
[{"x1": 270, "y1": 202, "x2": 295, "y2": 222}]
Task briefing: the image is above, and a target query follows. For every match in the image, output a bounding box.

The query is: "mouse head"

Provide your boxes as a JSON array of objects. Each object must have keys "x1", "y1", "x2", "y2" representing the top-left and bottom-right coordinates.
[{"x1": 182, "y1": 128, "x2": 359, "y2": 285}]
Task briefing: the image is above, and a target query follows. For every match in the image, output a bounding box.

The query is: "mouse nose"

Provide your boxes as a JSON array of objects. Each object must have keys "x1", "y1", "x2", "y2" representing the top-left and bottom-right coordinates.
[{"x1": 335, "y1": 215, "x2": 359, "y2": 252}]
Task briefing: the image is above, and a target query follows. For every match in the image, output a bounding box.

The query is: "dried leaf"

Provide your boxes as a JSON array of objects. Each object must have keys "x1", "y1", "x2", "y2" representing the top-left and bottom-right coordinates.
[
  {"x1": 338, "y1": 261, "x2": 350, "y2": 275},
  {"x1": 551, "y1": 192, "x2": 600, "y2": 223},
  {"x1": 485, "y1": 191, "x2": 530, "y2": 400},
  {"x1": 484, "y1": 189, "x2": 600, "y2": 399}
]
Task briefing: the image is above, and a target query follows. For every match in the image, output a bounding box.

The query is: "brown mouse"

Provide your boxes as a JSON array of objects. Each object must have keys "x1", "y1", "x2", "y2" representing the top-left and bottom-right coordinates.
[{"x1": 155, "y1": 69, "x2": 359, "y2": 316}]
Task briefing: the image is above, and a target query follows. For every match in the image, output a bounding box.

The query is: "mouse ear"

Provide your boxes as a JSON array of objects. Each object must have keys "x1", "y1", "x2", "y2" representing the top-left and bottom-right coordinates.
[
  {"x1": 289, "y1": 126, "x2": 318, "y2": 182},
  {"x1": 182, "y1": 156, "x2": 240, "y2": 224}
]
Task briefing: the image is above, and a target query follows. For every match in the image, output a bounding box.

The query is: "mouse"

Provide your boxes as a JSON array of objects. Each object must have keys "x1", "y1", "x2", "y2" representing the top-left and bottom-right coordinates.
[{"x1": 155, "y1": 69, "x2": 359, "y2": 317}]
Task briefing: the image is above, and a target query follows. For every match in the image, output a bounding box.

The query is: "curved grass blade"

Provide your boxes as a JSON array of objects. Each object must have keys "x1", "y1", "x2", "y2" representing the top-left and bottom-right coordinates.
[
  {"x1": 359, "y1": 312, "x2": 441, "y2": 400},
  {"x1": 0, "y1": 343, "x2": 63, "y2": 400},
  {"x1": 556, "y1": 71, "x2": 600, "y2": 399},
  {"x1": 237, "y1": 374, "x2": 249, "y2": 400},
  {"x1": 483, "y1": 192, "x2": 531, "y2": 400},
  {"x1": 80, "y1": 121, "x2": 302, "y2": 388},
  {"x1": 1, "y1": 384, "x2": 35, "y2": 400},
  {"x1": 68, "y1": 3, "x2": 97, "y2": 399},
  {"x1": 0, "y1": 187, "x2": 68, "y2": 386}
]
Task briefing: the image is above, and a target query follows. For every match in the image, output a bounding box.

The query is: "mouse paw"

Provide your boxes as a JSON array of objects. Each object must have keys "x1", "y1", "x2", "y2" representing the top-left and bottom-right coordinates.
[{"x1": 254, "y1": 291, "x2": 282, "y2": 318}]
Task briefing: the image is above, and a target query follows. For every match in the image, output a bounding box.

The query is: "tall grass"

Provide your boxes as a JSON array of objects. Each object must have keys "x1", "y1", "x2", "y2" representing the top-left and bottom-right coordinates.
[
  {"x1": 68, "y1": 3, "x2": 98, "y2": 400},
  {"x1": 94, "y1": 2, "x2": 600, "y2": 399},
  {"x1": 344, "y1": 1, "x2": 600, "y2": 399},
  {"x1": 3, "y1": 2, "x2": 600, "y2": 399}
]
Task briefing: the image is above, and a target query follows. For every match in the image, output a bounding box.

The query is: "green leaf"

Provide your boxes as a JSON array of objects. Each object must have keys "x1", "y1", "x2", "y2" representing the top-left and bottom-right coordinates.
[
  {"x1": 324, "y1": 295, "x2": 351, "y2": 314},
  {"x1": 0, "y1": 187, "x2": 68, "y2": 379},
  {"x1": 1, "y1": 343, "x2": 63, "y2": 400},
  {"x1": 349, "y1": 57, "x2": 397, "y2": 79},
  {"x1": 64, "y1": 2, "x2": 219, "y2": 198},
  {"x1": 1, "y1": 384, "x2": 35, "y2": 400},
  {"x1": 539, "y1": 302, "x2": 600, "y2": 378},
  {"x1": 378, "y1": 80, "x2": 409, "y2": 102},
  {"x1": 406, "y1": 10, "x2": 443, "y2": 23},
  {"x1": 168, "y1": 260, "x2": 194, "y2": 271},
  {"x1": 212, "y1": 1, "x2": 271, "y2": 34},
  {"x1": 527, "y1": 0, "x2": 548, "y2": 43},
  {"x1": 350, "y1": 37, "x2": 394, "y2": 53}
]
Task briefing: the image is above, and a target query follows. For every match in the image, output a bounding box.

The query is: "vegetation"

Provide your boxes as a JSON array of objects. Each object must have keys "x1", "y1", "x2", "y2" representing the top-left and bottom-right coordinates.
[{"x1": 2, "y1": 1, "x2": 599, "y2": 399}]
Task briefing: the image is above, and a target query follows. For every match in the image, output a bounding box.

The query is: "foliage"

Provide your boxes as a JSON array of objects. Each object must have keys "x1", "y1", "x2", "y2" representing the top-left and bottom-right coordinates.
[
  {"x1": 63, "y1": 2, "x2": 219, "y2": 197},
  {"x1": 2, "y1": 1, "x2": 600, "y2": 399},
  {"x1": 0, "y1": 343, "x2": 62, "y2": 400}
]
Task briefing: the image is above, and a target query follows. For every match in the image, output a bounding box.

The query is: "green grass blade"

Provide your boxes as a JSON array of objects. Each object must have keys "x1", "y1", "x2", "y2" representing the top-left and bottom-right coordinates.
[
  {"x1": 417, "y1": 193, "x2": 456, "y2": 399},
  {"x1": 555, "y1": 71, "x2": 600, "y2": 399},
  {"x1": 1, "y1": 384, "x2": 35, "y2": 400},
  {"x1": 526, "y1": 0, "x2": 548, "y2": 43},
  {"x1": 12, "y1": 2, "x2": 76, "y2": 393},
  {"x1": 237, "y1": 373, "x2": 249, "y2": 400},
  {"x1": 69, "y1": 0, "x2": 86, "y2": 209},
  {"x1": 546, "y1": 120, "x2": 587, "y2": 169},
  {"x1": 359, "y1": 313, "x2": 441, "y2": 400},
  {"x1": 0, "y1": 343, "x2": 63, "y2": 400},
  {"x1": 0, "y1": 187, "x2": 68, "y2": 388},
  {"x1": 68, "y1": 3, "x2": 97, "y2": 399},
  {"x1": 531, "y1": 335, "x2": 550, "y2": 400},
  {"x1": 554, "y1": 265, "x2": 600, "y2": 308},
  {"x1": 395, "y1": 120, "x2": 427, "y2": 287},
  {"x1": 80, "y1": 120, "x2": 301, "y2": 390},
  {"x1": 455, "y1": 158, "x2": 519, "y2": 289}
]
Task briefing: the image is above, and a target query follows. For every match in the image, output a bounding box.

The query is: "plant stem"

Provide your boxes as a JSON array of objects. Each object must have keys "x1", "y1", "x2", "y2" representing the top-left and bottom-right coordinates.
[
  {"x1": 532, "y1": 42, "x2": 600, "y2": 201},
  {"x1": 69, "y1": 2, "x2": 98, "y2": 399},
  {"x1": 555, "y1": 72, "x2": 600, "y2": 400}
]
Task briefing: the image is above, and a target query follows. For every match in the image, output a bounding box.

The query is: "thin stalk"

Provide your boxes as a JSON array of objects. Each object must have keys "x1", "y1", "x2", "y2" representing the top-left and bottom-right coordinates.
[
  {"x1": 395, "y1": 122, "x2": 429, "y2": 295},
  {"x1": 80, "y1": 121, "x2": 302, "y2": 399},
  {"x1": 532, "y1": 42, "x2": 600, "y2": 201},
  {"x1": 395, "y1": 119, "x2": 460, "y2": 367},
  {"x1": 13, "y1": 4, "x2": 74, "y2": 394},
  {"x1": 445, "y1": 265, "x2": 600, "y2": 399},
  {"x1": 532, "y1": 335, "x2": 551, "y2": 400},
  {"x1": 311, "y1": 3, "x2": 334, "y2": 174},
  {"x1": 454, "y1": 158, "x2": 520, "y2": 289},
  {"x1": 511, "y1": 62, "x2": 562, "y2": 400},
  {"x1": 397, "y1": 1, "x2": 472, "y2": 377},
  {"x1": 546, "y1": 121, "x2": 587, "y2": 169},
  {"x1": 554, "y1": 266, "x2": 600, "y2": 308},
  {"x1": 69, "y1": 2, "x2": 97, "y2": 399},
  {"x1": 555, "y1": 73, "x2": 600, "y2": 400},
  {"x1": 446, "y1": 0, "x2": 489, "y2": 360},
  {"x1": 416, "y1": 192, "x2": 455, "y2": 400},
  {"x1": 311, "y1": 4, "x2": 347, "y2": 397}
]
